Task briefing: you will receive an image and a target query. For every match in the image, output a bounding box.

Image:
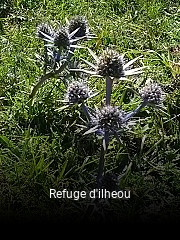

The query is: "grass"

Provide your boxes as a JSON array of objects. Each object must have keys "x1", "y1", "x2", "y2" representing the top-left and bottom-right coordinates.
[{"x1": 0, "y1": 0, "x2": 180, "y2": 224}]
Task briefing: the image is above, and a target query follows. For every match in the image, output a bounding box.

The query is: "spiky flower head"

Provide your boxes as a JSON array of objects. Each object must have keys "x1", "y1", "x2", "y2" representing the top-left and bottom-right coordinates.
[
  {"x1": 54, "y1": 27, "x2": 70, "y2": 49},
  {"x1": 66, "y1": 81, "x2": 90, "y2": 104},
  {"x1": 96, "y1": 49, "x2": 125, "y2": 78},
  {"x1": 68, "y1": 16, "x2": 89, "y2": 38},
  {"x1": 36, "y1": 23, "x2": 55, "y2": 39},
  {"x1": 139, "y1": 82, "x2": 163, "y2": 105},
  {"x1": 95, "y1": 105, "x2": 125, "y2": 130}
]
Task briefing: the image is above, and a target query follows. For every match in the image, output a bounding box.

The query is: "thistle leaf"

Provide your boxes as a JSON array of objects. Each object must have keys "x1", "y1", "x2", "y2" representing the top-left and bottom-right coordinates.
[
  {"x1": 89, "y1": 91, "x2": 99, "y2": 98},
  {"x1": 69, "y1": 68, "x2": 96, "y2": 75},
  {"x1": 70, "y1": 45, "x2": 87, "y2": 49},
  {"x1": 70, "y1": 36, "x2": 87, "y2": 42},
  {"x1": 76, "y1": 124, "x2": 87, "y2": 129},
  {"x1": 55, "y1": 105, "x2": 69, "y2": 111},
  {"x1": 39, "y1": 31, "x2": 54, "y2": 41}
]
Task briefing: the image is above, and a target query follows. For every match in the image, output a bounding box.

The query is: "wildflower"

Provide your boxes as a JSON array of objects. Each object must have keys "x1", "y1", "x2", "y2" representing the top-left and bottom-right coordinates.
[
  {"x1": 37, "y1": 23, "x2": 88, "y2": 52},
  {"x1": 70, "y1": 48, "x2": 147, "y2": 79},
  {"x1": 66, "y1": 81, "x2": 90, "y2": 104},
  {"x1": 139, "y1": 82, "x2": 163, "y2": 105},
  {"x1": 88, "y1": 105, "x2": 126, "y2": 136},
  {"x1": 97, "y1": 49, "x2": 125, "y2": 78},
  {"x1": 96, "y1": 105, "x2": 123, "y2": 129},
  {"x1": 67, "y1": 16, "x2": 89, "y2": 38},
  {"x1": 54, "y1": 27, "x2": 70, "y2": 49}
]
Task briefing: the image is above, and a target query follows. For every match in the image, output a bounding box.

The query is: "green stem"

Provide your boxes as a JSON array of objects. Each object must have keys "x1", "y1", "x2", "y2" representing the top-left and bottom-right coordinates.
[
  {"x1": 97, "y1": 144, "x2": 105, "y2": 188},
  {"x1": 30, "y1": 61, "x2": 68, "y2": 98}
]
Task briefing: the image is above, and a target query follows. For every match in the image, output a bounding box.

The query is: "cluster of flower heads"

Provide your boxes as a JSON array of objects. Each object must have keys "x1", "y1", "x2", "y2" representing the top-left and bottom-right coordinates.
[
  {"x1": 35, "y1": 15, "x2": 168, "y2": 189},
  {"x1": 65, "y1": 80, "x2": 127, "y2": 134},
  {"x1": 36, "y1": 15, "x2": 92, "y2": 46},
  {"x1": 36, "y1": 16, "x2": 94, "y2": 70},
  {"x1": 36, "y1": 16, "x2": 165, "y2": 139},
  {"x1": 64, "y1": 76, "x2": 164, "y2": 135}
]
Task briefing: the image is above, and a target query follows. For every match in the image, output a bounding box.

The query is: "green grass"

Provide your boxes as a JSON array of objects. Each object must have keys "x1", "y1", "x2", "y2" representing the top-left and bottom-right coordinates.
[{"x1": 0, "y1": 0, "x2": 180, "y2": 223}]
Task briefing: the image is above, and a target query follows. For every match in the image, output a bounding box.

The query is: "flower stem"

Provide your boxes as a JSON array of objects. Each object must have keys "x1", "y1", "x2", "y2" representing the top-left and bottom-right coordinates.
[
  {"x1": 105, "y1": 76, "x2": 113, "y2": 106},
  {"x1": 81, "y1": 102, "x2": 91, "y2": 121},
  {"x1": 44, "y1": 45, "x2": 48, "y2": 74},
  {"x1": 123, "y1": 101, "x2": 148, "y2": 122},
  {"x1": 97, "y1": 131, "x2": 109, "y2": 188}
]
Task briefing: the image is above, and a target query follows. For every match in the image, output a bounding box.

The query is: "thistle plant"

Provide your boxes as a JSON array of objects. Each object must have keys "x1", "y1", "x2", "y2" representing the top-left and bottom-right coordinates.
[
  {"x1": 31, "y1": 16, "x2": 166, "y2": 189},
  {"x1": 30, "y1": 16, "x2": 95, "y2": 98},
  {"x1": 82, "y1": 80, "x2": 164, "y2": 188}
]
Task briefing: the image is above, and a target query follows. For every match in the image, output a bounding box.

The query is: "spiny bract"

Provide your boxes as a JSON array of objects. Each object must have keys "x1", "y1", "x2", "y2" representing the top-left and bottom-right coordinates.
[{"x1": 36, "y1": 23, "x2": 55, "y2": 39}]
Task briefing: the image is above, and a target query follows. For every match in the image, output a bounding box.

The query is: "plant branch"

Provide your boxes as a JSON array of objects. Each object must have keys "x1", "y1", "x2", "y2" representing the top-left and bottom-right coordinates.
[
  {"x1": 30, "y1": 50, "x2": 74, "y2": 98},
  {"x1": 123, "y1": 101, "x2": 148, "y2": 122}
]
